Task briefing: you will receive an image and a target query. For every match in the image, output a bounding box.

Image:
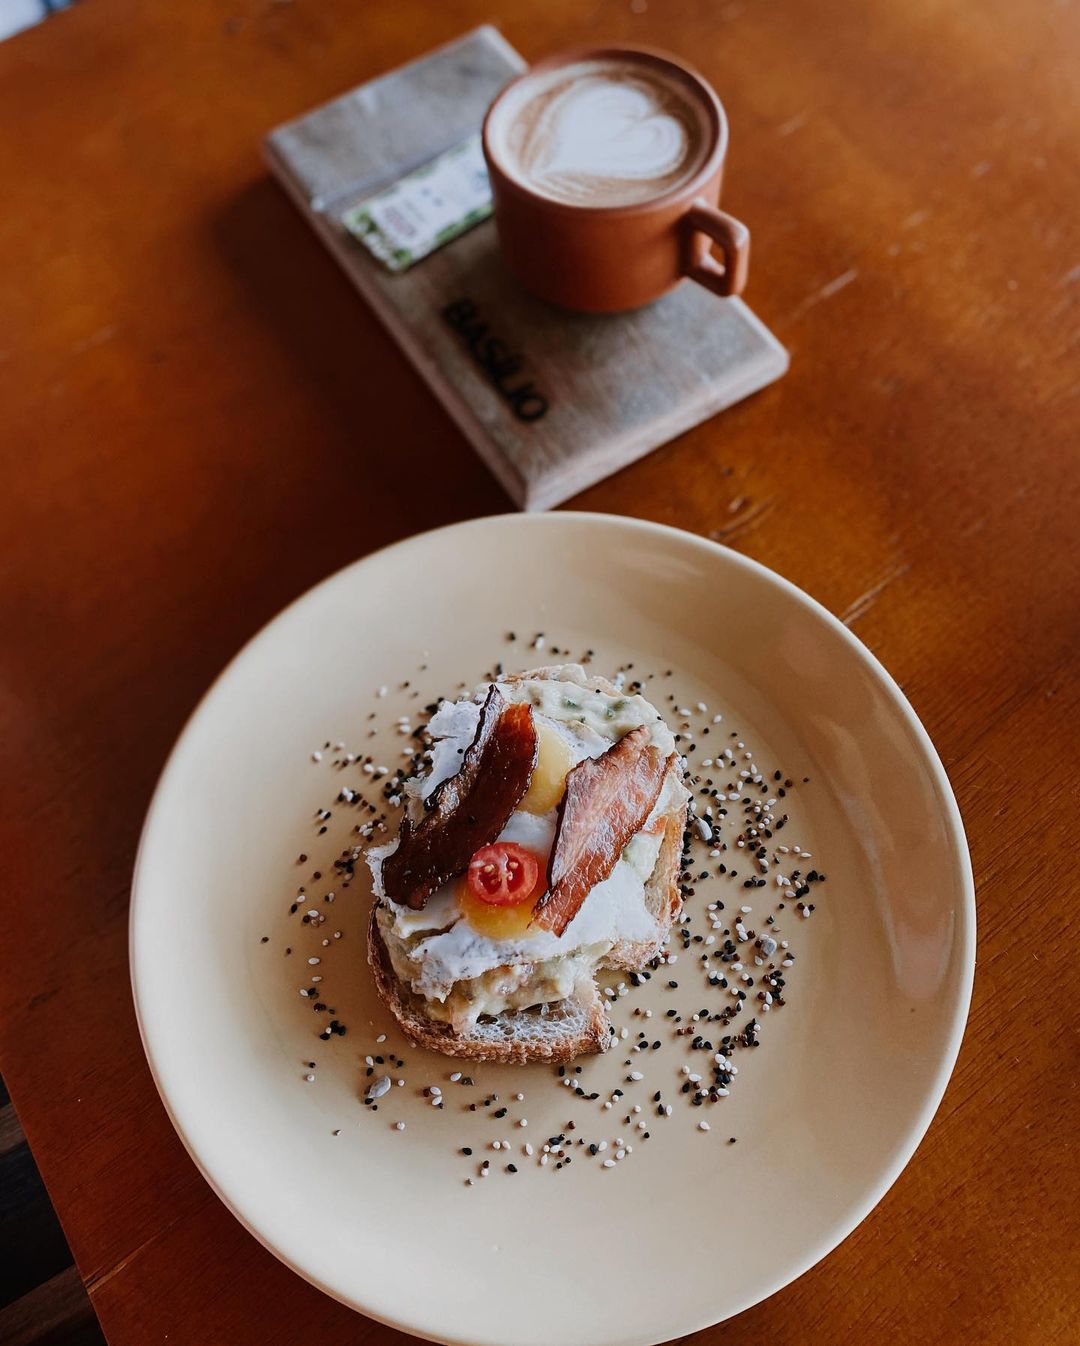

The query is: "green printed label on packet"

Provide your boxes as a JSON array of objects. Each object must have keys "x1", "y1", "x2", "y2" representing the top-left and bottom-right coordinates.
[{"x1": 342, "y1": 135, "x2": 493, "y2": 273}]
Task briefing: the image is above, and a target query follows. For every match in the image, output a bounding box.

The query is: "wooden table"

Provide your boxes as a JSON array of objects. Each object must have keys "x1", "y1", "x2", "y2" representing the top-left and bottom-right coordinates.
[{"x1": 2, "y1": 0, "x2": 1077, "y2": 1342}]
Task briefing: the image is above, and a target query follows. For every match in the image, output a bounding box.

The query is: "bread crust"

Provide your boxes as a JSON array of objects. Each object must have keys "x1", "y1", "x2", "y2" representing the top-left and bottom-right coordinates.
[
  {"x1": 366, "y1": 665, "x2": 688, "y2": 1063},
  {"x1": 368, "y1": 908, "x2": 614, "y2": 1064}
]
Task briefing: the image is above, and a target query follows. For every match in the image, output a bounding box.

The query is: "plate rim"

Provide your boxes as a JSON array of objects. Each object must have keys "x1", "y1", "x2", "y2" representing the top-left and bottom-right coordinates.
[{"x1": 129, "y1": 510, "x2": 976, "y2": 1345}]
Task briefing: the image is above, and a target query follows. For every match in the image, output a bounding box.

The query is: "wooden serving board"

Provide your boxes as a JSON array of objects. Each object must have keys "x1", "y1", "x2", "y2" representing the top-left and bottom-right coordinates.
[{"x1": 266, "y1": 26, "x2": 789, "y2": 510}]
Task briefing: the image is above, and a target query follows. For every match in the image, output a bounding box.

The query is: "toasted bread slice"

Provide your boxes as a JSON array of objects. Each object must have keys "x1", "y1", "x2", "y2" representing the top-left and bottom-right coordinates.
[
  {"x1": 368, "y1": 906, "x2": 614, "y2": 1064},
  {"x1": 367, "y1": 665, "x2": 688, "y2": 1063}
]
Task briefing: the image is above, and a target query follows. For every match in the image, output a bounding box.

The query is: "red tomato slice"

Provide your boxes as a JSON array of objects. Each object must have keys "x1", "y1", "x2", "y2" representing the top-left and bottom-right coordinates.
[{"x1": 466, "y1": 842, "x2": 542, "y2": 907}]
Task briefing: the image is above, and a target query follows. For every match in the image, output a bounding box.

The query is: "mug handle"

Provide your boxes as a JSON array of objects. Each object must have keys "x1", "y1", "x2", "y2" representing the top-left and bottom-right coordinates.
[{"x1": 683, "y1": 203, "x2": 750, "y2": 297}]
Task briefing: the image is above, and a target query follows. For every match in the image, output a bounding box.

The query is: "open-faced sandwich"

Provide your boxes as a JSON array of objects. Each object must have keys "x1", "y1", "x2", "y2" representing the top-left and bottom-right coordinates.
[{"x1": 366, "y1": 665, "x2": 690, "y2": 1063}]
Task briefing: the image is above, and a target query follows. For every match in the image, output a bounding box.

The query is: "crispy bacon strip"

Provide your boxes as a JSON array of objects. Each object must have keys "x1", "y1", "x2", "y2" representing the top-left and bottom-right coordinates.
[
  {"x1": 533, "y1": 725, "x2": 673, "y2": 936},
  {"x1": 382, "y1": 686, "x2": 538, "y2": 910}
]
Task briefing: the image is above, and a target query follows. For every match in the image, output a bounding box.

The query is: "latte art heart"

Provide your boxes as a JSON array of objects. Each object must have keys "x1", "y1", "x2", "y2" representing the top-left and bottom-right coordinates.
[
  {"x1": 501, "y1": 59, "x2": 710, "y2": 208},
  {"x1": 530, "y1": 81, "x2": 691, "y2": 188}
]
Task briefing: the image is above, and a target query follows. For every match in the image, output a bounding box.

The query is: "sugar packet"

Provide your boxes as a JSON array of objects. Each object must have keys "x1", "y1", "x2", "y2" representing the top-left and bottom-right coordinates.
[{"x1": 342, "y1": 134, "x2": 492, "y2": 273}]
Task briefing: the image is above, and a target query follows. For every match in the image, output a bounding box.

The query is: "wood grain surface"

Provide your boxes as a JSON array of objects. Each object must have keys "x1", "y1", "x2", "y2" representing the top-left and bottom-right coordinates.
[{"x1": 1, "y1": 0, "x2": 1077, "y2": 1343}]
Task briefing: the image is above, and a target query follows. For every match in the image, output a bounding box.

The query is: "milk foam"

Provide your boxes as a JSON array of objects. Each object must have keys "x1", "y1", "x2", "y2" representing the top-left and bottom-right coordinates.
[{"x1": 494, "y1": 59, "x2": 711, "y2": 207}]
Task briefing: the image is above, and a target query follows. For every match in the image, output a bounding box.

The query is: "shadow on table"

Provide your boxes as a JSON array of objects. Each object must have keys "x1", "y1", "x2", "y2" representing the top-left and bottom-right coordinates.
[{"x1": 211, "y1": 175, "x2": 513, "y2": 559}]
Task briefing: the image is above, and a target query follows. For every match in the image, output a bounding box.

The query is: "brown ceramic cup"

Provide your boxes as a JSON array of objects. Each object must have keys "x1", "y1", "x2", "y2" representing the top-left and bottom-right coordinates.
[{"x1": 481, "y1": 44, "x2": 750, "y2": 314}]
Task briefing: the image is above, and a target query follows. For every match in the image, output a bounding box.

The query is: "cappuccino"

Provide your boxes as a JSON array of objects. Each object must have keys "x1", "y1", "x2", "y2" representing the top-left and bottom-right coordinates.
[{"x1": 490, "y1": 58, "x2": 712, "y2": 208}]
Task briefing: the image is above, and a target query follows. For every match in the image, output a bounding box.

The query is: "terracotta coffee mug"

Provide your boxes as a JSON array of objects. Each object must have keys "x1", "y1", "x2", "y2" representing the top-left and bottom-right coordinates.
[{"x1": 482, "y1": 44, "x2": 750, "y2": 313}]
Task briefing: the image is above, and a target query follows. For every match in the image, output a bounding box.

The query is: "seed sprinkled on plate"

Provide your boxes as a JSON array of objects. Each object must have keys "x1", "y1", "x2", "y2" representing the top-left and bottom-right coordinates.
[{"x1": 294, "y1": 646, "x2": 823, "y2": 1179}]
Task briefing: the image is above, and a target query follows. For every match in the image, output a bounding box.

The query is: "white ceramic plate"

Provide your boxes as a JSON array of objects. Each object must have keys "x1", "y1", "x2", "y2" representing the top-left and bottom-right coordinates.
[{"x1": 131, "y1": 513, "x2": 974, "y2": 1346}]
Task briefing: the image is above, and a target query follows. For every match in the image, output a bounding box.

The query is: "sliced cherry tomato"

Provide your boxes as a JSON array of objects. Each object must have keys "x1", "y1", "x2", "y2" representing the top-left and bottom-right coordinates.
[{"x1": 466, "y1": 842, "x2": 541, "y2": 907}]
